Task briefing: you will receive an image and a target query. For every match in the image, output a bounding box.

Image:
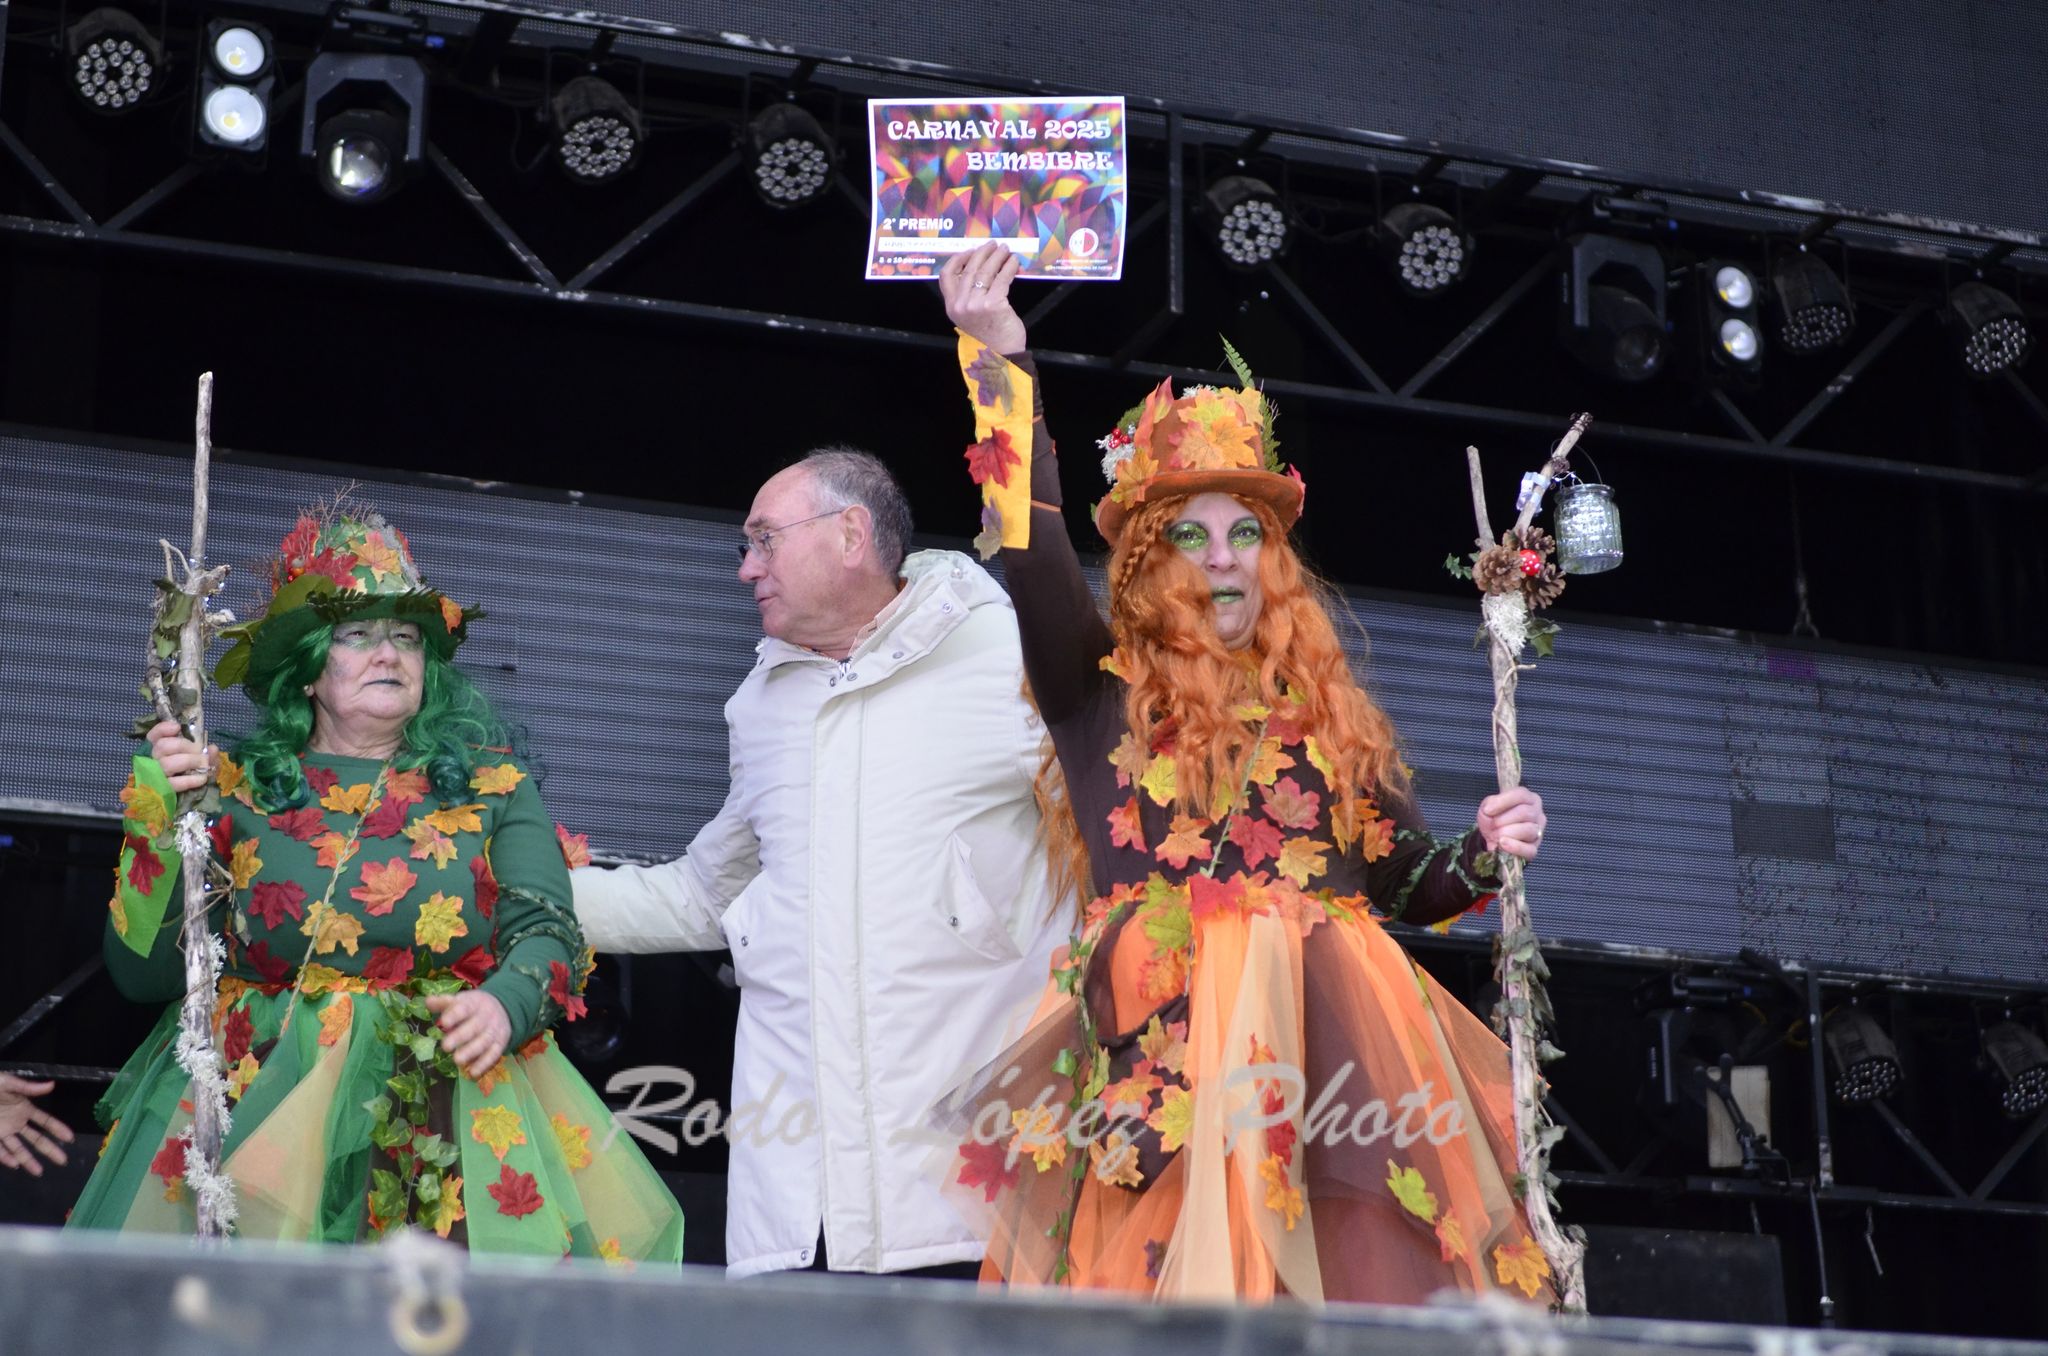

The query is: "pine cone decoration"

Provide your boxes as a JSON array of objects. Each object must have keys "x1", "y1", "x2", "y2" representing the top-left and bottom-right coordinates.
[
  {"x1": 1525, "y1": 563, "x2": 1565, "y2": 609},
  {"x1": 1472, "y1": 544, "x2": 1523, "y2": 595},
  {"x1": 1515, "y1": 525, "x2": 1556, "y2": 558}
]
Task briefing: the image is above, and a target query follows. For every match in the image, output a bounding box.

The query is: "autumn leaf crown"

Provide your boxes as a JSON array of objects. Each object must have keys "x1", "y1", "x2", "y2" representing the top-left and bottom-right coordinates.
[{"x1": 1096, "y1": 338, "x2": 1284, "y2": 503}]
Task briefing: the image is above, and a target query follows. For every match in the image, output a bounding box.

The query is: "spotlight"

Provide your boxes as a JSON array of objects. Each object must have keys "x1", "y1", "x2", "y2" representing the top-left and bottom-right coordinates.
[
  {"x1": 1770, "y1": 252, "x2": 1854, "y2": 354},
  {"x1": 195, "y1": 20, "x2": 273, "y2": 154},
  {"x1": 300, "y1": 53, "x2": 426, "y2": 205},
  {"x1": 552, "y1": 76, "x2": 642, "y2": 185},
  {"x1": 1205, "y1": 175, "x2": 1288, "y2": 271},
  {"x1": 66, "y1": 8, "x2": 163, "y2": 116},
  {"x1": 1983, "y1": 1019, "x2": 2048, "y2": 1119},
  {"x1": 1380, "y1": 201, "x2": 1471, "y2": 296},
  {"x1": 1822, "y1": 1004, "x2": 1901, "y2": 1105},
  {"x1": 1560, "y1": 235, "x2": 1667, "y2": 382},
  {"x1": 745, "y1": 103, "x2": 835, "y2": 209},
  {"x1": 1690, "y1": 260, "x2": 1764, "y2": 379},
  {"x1": 1946, "y1": 281, "x2": 2032, "y2": 378}
]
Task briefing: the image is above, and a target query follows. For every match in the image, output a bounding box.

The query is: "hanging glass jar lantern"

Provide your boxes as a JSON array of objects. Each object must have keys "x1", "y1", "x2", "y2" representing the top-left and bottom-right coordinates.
[{"x1": 1554, "y1": 480, "x2": 1623, "y2": 575}]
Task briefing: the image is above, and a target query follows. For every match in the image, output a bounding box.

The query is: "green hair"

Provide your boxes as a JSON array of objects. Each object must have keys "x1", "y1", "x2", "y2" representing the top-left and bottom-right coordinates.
[{"x1": 236, "y1": 623, "x2": 519, "y2": 810}]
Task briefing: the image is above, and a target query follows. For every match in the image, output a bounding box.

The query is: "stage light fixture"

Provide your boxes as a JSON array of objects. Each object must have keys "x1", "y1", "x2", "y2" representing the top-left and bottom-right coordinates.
[
  {"x1": 1380, "y1": 201, "x2": 1470, "y2": 296},
  {"x1": 1946, "y1": 281, "x2": 2032, "y2": 378},
  {"x1": 300, "y1": 53, "x2": 426, "y2": 205},
  {"x1": 1822, "y1": 1004, "x2": 1902, "y2": 1105},
  {"x1": 66, "y1": 8, "x2": 163, "y2": 116},
  {"x1": 746, "y1": 103, "x2": 835, "y2": 208},
  {"x1": 552, "y1": 76, "x2": 642, "y2": 185},
  {"x1": 195, "y1": 19, "x2": 274, "y2": 153},
  {"x1": 1983, "y1": 1019, "x2": 2048, "y2": 1119},
  {"x1": 1690, "y1": 260, "x2": 1764, "y2": 378},
  {"x1": 1559, "y1": 235, "x2": 1667, "y2": 382},
  {"x1": 1770, "y1": 252, "x2": 1854, "y2": 354},
  {"x1": 1204, "y1": 175, "x2": 1288, "y2": 271}
]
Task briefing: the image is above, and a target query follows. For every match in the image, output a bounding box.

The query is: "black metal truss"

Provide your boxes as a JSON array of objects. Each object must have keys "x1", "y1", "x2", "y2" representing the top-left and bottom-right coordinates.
[{"x1": 2, "y1": 0, "x2": 2045, "y2": 495}]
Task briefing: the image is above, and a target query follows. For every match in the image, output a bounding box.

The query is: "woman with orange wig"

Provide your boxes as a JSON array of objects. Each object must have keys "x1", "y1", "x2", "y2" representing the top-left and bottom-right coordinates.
[{"x1": 931, "y1": 242, "x2": 1551, "y2": 1305}]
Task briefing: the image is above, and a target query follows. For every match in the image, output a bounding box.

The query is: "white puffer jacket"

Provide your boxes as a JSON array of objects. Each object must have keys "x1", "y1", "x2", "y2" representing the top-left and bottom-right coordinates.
[{"x1": 572, "y1": 550, "x2": 1067, "y2": 1276}]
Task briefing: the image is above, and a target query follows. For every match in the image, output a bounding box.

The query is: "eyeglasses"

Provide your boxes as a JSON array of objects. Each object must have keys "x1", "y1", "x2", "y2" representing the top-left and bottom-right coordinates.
[
  {"x1": 332, "y1": 618, "x2": 425, "y2": 652},
  {"x1": 736, "y1": 507, "x2": 845, "y2": 563}
]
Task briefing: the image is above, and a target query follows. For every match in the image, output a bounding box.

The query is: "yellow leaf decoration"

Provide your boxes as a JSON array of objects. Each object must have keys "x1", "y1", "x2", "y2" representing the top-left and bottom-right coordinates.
[
  {"x1": 1435, "y1": 1212, "x2": 1468, "y2": 1263},
  {"x1": 1138, "y1": 753, "x2": 1178, "y2": 808},
  {"x1": 422, "y1": 803, "x2": 486, "y2": 835},
  {"x1": 119, "y1": 778, "x2": 171, "y2": 837},
  {"x1": 1008, "y1": 1104, "x2": 1067, "y2": 1173},
  {"x1": 301, "y1": 902, "x2": 366, "y2": 957},
  {"x1": 1146, "y1": 1085, "x2": 1194, "y2": 1153},
  {"x1": 1089, "y1": 1134, "x2": 1144, "y2": 1188},
  {"x1": 470, "y1": 1104, "x2": 527, "y2": 1162},
  {"x1": 1493, "y1": 1235, "x2": 1552, "y2": 1299},
  {"x1": 1385, "y1": 1159, "x2": 1438, "y2": 1224},
  {"x1": 597, "y1": 1236, "x2": 631, "y2": 1268},
  {"x1": 470, "y1": 764, "x2": 526, "y2": 797},
  {"x1": 227, "y1": 838, "x2": 263, "y2": 891},
  {"x1": 414, "y1": 893, "x2": 468, "y2": 953},
  {"x1": 1273, "y1": 836, "x2": 1333, "y2": 887},
  {"x1": 404, "y1": 820, "x2": 459, "y2": 869},
  {"x1": 1303, "y1": 735, "x2": 1335, "y2": 783},
  {"x1": 226, "y1": 1053, "x2": 261, "y2": 1101},
  {"x1": 216, "y1": 753, "x2": 248, "y2": 802},
  {"x1": 296, "y1": 963, "x2": 358, "y2": 998},
  {"x1": 552, "y1": 1114, "x2": 593, "y2": 1171},
  {"x1": 430, "y1": 1174, "x2": 466, "y2": 1239},
  {"x1": 1246, "y1": 737, "x2": 1295, "y2": 788},
  {"x1": 1137, "y1": 1015, "x2": 1188, "y2": 1077},
  {"x1": 471, "y1": 1057, "x2": 512, "y2": 1096},
  {"x1": 1258, "y1": 1154, "x2": 1305, "y2": 1231},
  {"x1": 317, "y1": 994, "x2": 354, "y2": 1048},
  {"x1": 108, "y1": 892, "x2": 128, "y2": 938},
  {"x1": 320, "y1": 782, "x2": 374, "y2": 816},
  {"x1": 1154, "y1": 813, "x2": 1214, "y2": 870}
]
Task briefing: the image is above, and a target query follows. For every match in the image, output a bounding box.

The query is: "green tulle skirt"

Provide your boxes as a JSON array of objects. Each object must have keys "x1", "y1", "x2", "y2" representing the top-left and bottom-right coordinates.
[{"x1": 70, "y1": 983, "x2": 683, "y2": 1265}]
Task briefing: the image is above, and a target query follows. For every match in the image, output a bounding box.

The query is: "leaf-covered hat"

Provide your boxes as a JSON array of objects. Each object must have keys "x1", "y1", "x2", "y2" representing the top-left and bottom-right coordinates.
[
  {"x1": 214, "y1": 505, "x2": 479, "y2": 695},
  {"x1": 1094, "y1": 341, "x2": 1304, "y2": 544}
]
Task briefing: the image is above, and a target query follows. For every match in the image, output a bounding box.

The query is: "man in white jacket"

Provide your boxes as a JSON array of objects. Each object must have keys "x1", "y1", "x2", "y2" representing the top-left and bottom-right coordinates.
[{"x1": 573, "y1": 448, "x2": 1068, "y2": 1278}]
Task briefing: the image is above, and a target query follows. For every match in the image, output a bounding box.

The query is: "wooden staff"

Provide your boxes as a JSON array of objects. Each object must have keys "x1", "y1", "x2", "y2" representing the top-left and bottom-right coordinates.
[
  {"x1": 142, "y1": 373, "x2": 236, "y2": 1238},
  {"x1": 1466, "y1": 413, "x2": 1591, "y2": 1311}
]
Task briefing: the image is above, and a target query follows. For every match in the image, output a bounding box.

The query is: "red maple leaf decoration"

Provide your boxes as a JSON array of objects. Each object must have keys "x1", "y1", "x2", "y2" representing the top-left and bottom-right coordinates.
[
  {"x1": 487, "y1": 1164, "x2": 545, "y2": 1219},
  {"x1": 450, "y1": 946, "x2": 496, "y2": 987},
  {"x1": 208, "y1": 818, "x2": 233, "y2": 858},
  {"x1": 149, "y1": 1134, "x2": 187, "y2": 1185},
  {"x1": 243, "y1": 940, "x2": 291, "y2": 984},
  {"x1": 221, "y1": 1008, "x2": 255, "y2": 1065},
  {"x1": 357, "y1": 796, "x2": 408, "y2": 840},
  {"x1": 1227, "y1": 814, "x2": 1285, "y2": 869},
  {"x1": 301, "y1": 549, "x2": 359, "y2": 588},
  {"x1": 963, "y1": 428, "x2": 1021, "y2": 488},
  {"x1": 469, "y1": 857, "x2": 499, "y2": 922},
  {"x1": 302, "y1": 765, "x2": 341, "y2": 796},
  {"x1": 1261, "y1": 1086, "x2": 1297, "y2": 1166},
  {"x1": 362, "y1": 946, "x2": 415, "y2": 992},
  {"x1": 1187, "y1": 872, "x2": 1244, "y2": 920},
  {"x1": 247, "y1": 880, "x2": 307, "y2": 929},
  {"x1": 955, "y1": 1139, "x2": 1020, "y2": 1203},
  {"x1": 268, "y1": 807, "x2": 327, "y2": 842},
  {"x1": 548, "y1": 960, "x2": 587, "y2": 1022},
  {"x1": 123, "y1": 835, "x2": 166, "y2": 893}
]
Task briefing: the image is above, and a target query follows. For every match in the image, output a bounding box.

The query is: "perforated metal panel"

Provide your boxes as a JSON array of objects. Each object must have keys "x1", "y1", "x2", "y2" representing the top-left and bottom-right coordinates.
[{"x1": 6, "y1": 433, "x2": 2046, "y2": 984}]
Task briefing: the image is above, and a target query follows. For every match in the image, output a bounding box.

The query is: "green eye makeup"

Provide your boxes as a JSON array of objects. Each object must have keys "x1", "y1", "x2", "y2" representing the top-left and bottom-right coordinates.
[{"x1": 1167, "y1": 522, "x2": 1209, "y2": 551}]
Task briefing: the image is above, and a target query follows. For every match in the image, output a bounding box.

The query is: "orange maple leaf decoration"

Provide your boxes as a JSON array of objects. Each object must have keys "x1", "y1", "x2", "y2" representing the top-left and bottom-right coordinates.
[
  {"x1": 470, "y1": 764, "x2": 526, "y2": 797},
  {"x1": 1493, "y1": 1235, "x2": 1552, "y2": 1299},
  {"x1": 422, "y1": 803, "x2": 485, "y2": 836},
  {"x1": 383, "y1": 768, "x2": 431, "y2": 806},
  {"x1": 317, "y1": 994, "x2": 354, "y2": 1048},
  {"x1": 1106, "y1": 796, "x2": 1147, "y2": 851},
  {"x1": 1107, "y1": 733, "x2": 1148, "y2": 788},
  {"x1": 310, "y1": 832, "x2": 359, "y2": 871},
  {"x1": 1154, "y1": 813, "x2": 1214, "y2": 870},
  {"x1": 1436, "y1": 1212, "x2": 1468, "y2": 1264},
  {"x1": 403, "y1": 820, "x2": 458, "y2": 869},
  {"x1": 1273, "y1": 836, "x2": 1333, "y2": 887},
  {"x1": 354, "y1": 532, "x2": 402, "y2": 582},
  {"x1": 320, "y1": 782, "x2": 374, "y2": 816},
  {"x1": 439, "y1": 597, "x2": 465, "y2": 634},
  {"x1": 555, "y1": 824, "x2": 592, "y2": 869},
  {"x1": 349, "y1": 857, "x2": 418, "y2": 916},
  {"x1": 1261, "y1": 777, "x2": 1321, "y2": 831},
  {"x1": 963, "y1": 428, "x2": 1022, "y2": 487}
]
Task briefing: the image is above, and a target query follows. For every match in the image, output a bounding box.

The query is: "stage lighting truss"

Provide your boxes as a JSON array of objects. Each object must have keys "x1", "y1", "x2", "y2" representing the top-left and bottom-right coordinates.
[
  {"x1": 1560, "y1": 234, "x2": 1668, "y2": 383},
  {"x1": 66, "y1": 8, "x2": 164, "y2": 116},
  {"x1": 1770, "y1": 251, "x2": 1855, "y2": 354},
  {"x1": 553, "y1": 75, "x2": 642, "y2": 185},
  {"x1": 1946, "y1": 280, "x2": 2033, "y2": 378},
  {"x1": 1983, "y1": 1018, "x2": 2048, "y2": 1119},
  {"x1": 1205, "y1": 174, "x2": 1288, "y2": 271},
  {"x1": 745, "y1": 102, "x2": 835, "y2": 209},
  {"x1": 195, "y1": 20, "x2": 274, "y2": 153},
  {"x1": 1822, "y1": 1004, "x2": 1902, "y2": 1105},
  {"x1": 301, "y1": 52, "x2": 427, "y2": 205},
  {"x1": 1380, "y1": 201, "x2": 1471, "y2": 296}
]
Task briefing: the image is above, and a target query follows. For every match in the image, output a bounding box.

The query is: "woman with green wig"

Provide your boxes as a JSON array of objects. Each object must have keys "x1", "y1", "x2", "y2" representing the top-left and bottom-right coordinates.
[{"x1": 75, "y1": 503, "x2": 683, "y2": 1264}]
